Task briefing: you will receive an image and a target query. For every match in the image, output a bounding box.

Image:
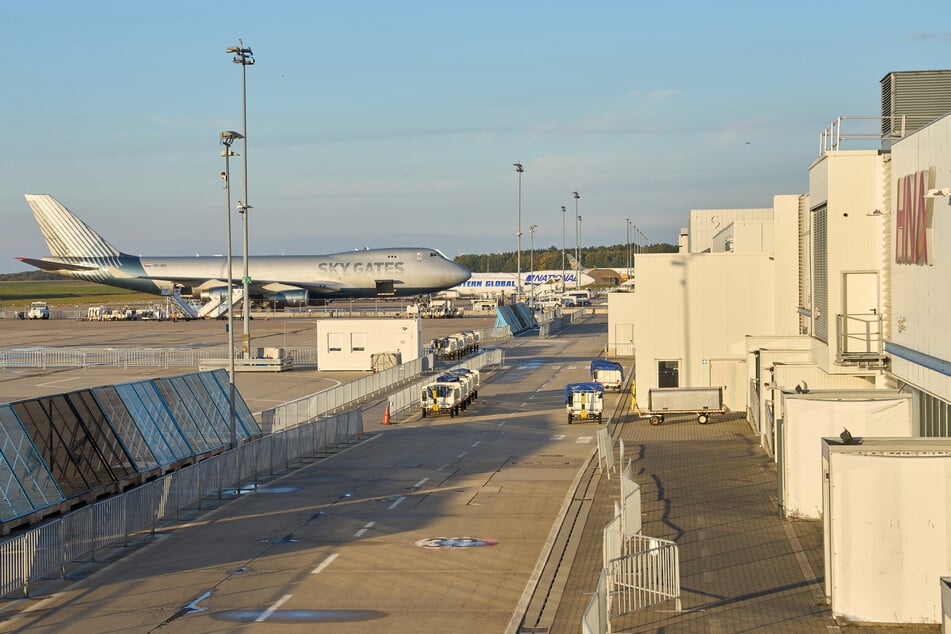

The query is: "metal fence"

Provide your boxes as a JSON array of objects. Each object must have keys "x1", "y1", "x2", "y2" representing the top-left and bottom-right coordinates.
[
  {"x1": 0, "y1": 345, "x2": 323, "y2": 370},
  {"x1": 259, "y1": 355, "x2": 432, "y2": 432},
  {"x1": 0, "y1": 408, "x2": 362, "y2": 599},
  {"x1": 582, "y1": 569, "x2": 608, "y2": 634},
  {"x1": 586, "y1": 460, "x2": 681, "y2": 632},
  {"x1": 385, "y1": 348, "x2": 505, "y2": 418},
  {"x1": 596, "y1": 426, "x2": 616, "y2": 478},
  {"x1": 606, "y1": 533, "x2": 681, "y2": 616}
]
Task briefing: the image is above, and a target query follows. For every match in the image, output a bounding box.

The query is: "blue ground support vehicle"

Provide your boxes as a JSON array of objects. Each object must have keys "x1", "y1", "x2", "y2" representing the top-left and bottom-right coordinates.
[
  {"x1": 589, "y1": 359, "x2": 624, "y2": 392},
  {"x1": 564, "y1": 382, "x2": 605, "y2": 424}
]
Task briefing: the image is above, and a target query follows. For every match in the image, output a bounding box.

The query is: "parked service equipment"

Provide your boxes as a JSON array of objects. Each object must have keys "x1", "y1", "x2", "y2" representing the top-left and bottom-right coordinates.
[
  {"x1": 430, "y1": 329, "x2": 482, "y2": 361},
  {"x1": 564, "y1": 382, "x2": 605, "y2": 424},
  {"x1": 445, "y1": 367, "x2": 479, "y2": 400},
  {"x1": 590, "y1": 359, "x2": 625, "y2": 392},
  {"x1": 644, "y1": 386, "x2": 724, "y2": 425},
  {"x1": 27, "y1": 301, "x2": 50, "y2": 320},
  {"x1": 436, "y1": 372, "x2": 473, "y2": 409},
  {"x1": 421, "y1": 380, "x2": 464, "y2": 418}
]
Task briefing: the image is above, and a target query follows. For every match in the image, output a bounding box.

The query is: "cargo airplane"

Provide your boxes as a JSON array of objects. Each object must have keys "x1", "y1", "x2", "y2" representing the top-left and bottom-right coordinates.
[
  {"x1": 440, "y1": 269, "x2": 595, "y2": 300},
  {"x1": 18, "y1": 194, "x2": 471, "y2": 318}
]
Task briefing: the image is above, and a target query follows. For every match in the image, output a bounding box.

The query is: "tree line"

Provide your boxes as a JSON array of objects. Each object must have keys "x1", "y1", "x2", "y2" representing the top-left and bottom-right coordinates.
[{"x1": 453, "y1": 242, "x2": 677, "y2": 273}]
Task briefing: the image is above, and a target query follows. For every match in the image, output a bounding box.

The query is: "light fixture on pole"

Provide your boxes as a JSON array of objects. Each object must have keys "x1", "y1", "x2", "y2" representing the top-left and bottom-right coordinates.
[
  {"x1": 529, "y1": 224, "x2": 538, "y2": 305},
  {"x1": 514, "y1": 161, "x2": 523, "y2": 303},
  {"x1": 572, "y1": 191, "x2": 580, "y2": 289},
  {"x1": 560, "y1": 205, "x2": 567, "y2": 294},
  {"x1": 220, "y1": 130, "x2": 243, "y2": 450},
  {"x1": 226, "y1": 39, "x2": 254, "y2": 358}
]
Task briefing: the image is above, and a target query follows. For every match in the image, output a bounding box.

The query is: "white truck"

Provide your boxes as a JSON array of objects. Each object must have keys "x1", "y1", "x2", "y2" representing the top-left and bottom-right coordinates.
[{"x1": 28, "y1": 301, "x2": 50, "y2": 320}]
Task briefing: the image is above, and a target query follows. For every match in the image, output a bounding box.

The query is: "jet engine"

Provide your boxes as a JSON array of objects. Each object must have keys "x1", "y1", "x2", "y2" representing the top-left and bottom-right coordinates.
[{"x1": 263, "y1": 289, "x2": 310, "y2": 308}]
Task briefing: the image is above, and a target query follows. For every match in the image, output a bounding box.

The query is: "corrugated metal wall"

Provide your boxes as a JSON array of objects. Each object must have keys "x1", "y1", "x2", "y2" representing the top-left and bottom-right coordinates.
[{"x1": 881, "y1": 70, "x2": 951, "y2": 138}]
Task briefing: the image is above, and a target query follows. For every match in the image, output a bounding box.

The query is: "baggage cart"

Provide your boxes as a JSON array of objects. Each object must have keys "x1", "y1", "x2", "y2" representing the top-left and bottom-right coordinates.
[
  {"x1": 645, "y1": 387, "x2": 724, "y2": 425},
  {"x1": 564, "y1": 382, "x2": 605, "y2": 424},
  {"x1": 589, "y1": 359, "x2": 624, "y2": 391}
]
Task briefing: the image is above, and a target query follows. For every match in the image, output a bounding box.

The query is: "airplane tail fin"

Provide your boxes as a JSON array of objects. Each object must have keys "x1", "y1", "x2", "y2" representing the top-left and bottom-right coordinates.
[{"x1": 25, "y1": 194, "x2": 123, "y2": 258}]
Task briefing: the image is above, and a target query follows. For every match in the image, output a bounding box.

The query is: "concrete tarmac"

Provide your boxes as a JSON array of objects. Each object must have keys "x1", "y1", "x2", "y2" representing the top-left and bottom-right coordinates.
[{"x1": 0, "y1": 312, "x2": 615, "y2": 632}]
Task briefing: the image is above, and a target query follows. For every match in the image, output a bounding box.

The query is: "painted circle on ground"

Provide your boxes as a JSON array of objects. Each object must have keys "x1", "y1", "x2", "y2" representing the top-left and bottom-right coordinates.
[{"x1": 414, "y1": 536, "x2": 498, "y2": 549}]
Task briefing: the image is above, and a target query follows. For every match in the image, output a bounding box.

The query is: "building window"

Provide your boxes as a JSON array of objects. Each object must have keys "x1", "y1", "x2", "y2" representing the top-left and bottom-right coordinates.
[
  {"x1": 658, "y1": 360, "x2": 679, "y2": 388},
  {"x1": 327, "y1": 333, "x2": 344, "y2": 352},
  {"x1": 351, "y1": 333, "x2": 367, "y2": 352}
]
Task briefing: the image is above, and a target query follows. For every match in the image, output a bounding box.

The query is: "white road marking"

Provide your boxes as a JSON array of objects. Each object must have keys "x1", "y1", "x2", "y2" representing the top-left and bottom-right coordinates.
[
  {"x1": 311, "y1": 553, "x2": 339, "y2": 575},
  {"x1": 413, "y1": 477, "x2": 429, "y2": 489},
  {"x1": 255, "y1": 593, "x2": 292, "y2": 622},
  {"x1": 577, "y1": 436, "x2": 594, "y2": 444},
  {"x1": 354, "y1": 521, "x2": 375, "y2": 537},
  {"x1": 457, "y1": 451, "x2": 467, "y2": 459},
  {"x1": 34, "y1": 377, "x2": 82, "y2": 388},
  {"x1": 387, "y1": 496, "x2": 406, "y2": 510},
  {"x1": 471, "y1": 441, "x2": 481, "y2": 448},
  {"x1": 551, "y1": 434, "x2": 566, "y2": 440}
]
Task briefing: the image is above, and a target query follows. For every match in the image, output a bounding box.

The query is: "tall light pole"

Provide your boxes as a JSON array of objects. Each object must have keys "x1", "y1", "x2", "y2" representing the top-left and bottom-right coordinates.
[
  {"x1": 560, "y1": 205, "x2": 567, "y2": 294},
  {"x1": 220, "y1": 130, "x2": 243, "y2": 450},
  {"x1": 226, "y1": 39, "x2": 254, "y2": 358},
  {"x1": 529, "y1": 224, "x2": 538, "y2": 305},
  {"x1": 572, "y1": 191, "x2": 580, "y2": 289},
  {"x1": 514, "y1": 161, "x2": 523, "y2": 303},
  {"x1": 626, "y1": 218, "x2": 632, "y2": 280}
]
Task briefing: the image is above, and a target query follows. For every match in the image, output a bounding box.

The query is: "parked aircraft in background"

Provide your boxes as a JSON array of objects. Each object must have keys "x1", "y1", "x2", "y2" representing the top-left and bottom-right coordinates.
[
  {"x1": 440, "y1": 270, "x2": 595, "y2": 300},
  {"x1": 18, "y1": 194, "x2": 471, "y2": 319}
]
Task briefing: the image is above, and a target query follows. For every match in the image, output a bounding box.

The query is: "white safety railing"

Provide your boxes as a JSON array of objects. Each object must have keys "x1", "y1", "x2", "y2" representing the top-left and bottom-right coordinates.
[
  {"x1": 259, "y1": 356, "x2": 432, "y2": 431},
  {"x1": 0, "y1": 344, "x2": 324, "y2": 370},
  {"x1": 607, "y1": 534, "x2": 681, "y2": 616},
  {"x1": 596, "y1": 426, "x2": 615, "y2": 478},
  {"x1": 539, "y1": 309, "x2": 584, "y2": 338},
  {"x1": 0, "y1": 408, "x2": 362, "y2": 599},
  {"x1": 588, "y1": 457, "x2": 680, "y2": 632},
  {"x1": 619, "y1": 455, "x2": 642, "y2": 535},
  {"x1": 582, "y1": 568, "x2": 608, "y2": 634}
]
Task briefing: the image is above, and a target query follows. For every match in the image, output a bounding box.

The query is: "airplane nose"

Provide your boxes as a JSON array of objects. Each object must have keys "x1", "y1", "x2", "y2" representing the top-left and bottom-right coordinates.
[{"x1": 449, "y1": 262, "x2": 471, "y2": 286}]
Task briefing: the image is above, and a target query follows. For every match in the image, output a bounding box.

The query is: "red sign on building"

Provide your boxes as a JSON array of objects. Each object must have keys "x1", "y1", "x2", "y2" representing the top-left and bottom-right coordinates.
[{"x1": 895, "y1": 169, "x2": 933, "y2": 266}]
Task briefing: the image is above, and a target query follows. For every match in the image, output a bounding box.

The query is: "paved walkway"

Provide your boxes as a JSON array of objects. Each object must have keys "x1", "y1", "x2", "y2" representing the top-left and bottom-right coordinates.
[{"x1": 550, "y1": 409, "x2": 834, "y2": 633}]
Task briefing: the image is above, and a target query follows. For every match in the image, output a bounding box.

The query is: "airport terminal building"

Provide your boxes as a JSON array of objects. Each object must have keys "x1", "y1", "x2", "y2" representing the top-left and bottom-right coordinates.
[{"x1": 608, "y1": 70, "x2": 951, "y2": 624}]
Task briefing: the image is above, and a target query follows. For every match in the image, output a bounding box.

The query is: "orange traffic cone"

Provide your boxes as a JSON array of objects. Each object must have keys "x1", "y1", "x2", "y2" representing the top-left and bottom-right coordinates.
[{"x1": 383, "y1": 403, "x2": 391, "y2": 425}]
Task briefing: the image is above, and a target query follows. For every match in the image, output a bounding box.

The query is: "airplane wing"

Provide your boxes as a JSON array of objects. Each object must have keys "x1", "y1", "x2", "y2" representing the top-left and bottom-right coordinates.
[{"x1": 261, "y1": 280, "x2": 343, "y2": 295}]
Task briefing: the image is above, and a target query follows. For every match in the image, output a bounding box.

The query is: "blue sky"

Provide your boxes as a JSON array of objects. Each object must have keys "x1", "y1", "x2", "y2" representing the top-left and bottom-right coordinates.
[{"x1": 2, "y1": 1, "x2": 950, "y2": 273}]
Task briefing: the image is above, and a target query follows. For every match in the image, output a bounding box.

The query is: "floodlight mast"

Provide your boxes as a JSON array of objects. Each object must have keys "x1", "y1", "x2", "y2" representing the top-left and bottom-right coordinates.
[
  {"x1": 226, "y1": 39, "x2": 254, "y2": 357},
  {"x1": 219, "y1": 129, "x2": 243, "y2": 449},
  {"x1": 572, "y1": 191, "x2": 580, "y2": 289},
  {"x1": 514, "y1": 161, "x2": 524, "y2": 303}
]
